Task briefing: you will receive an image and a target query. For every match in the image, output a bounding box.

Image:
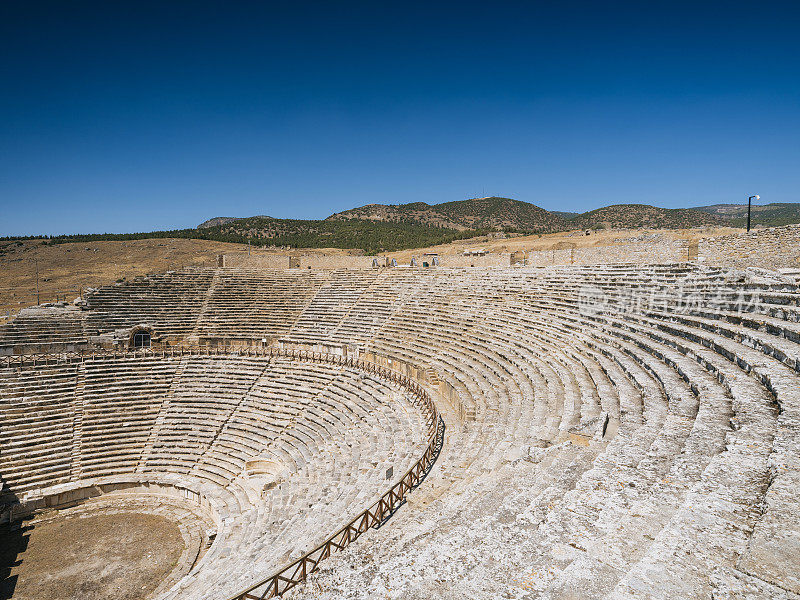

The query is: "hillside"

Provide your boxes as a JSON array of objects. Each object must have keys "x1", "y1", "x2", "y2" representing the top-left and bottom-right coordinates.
[
  {"x1": 695, "y1": 202, "x2": 800, "y2": 227},
  {"x1": 197, "y1": 216, "x2": 242, "y2": 228},
  {"x1": 8, "y1": 199, "x2": 782, "y2": 259},
  {"x1": 551, "y1": 210, "x2": 580, "y2": 219},
  {"x1": 206, "y1": 216, "x2": 483, "y2": 253},
  {"x1": 0, "y1": 238, "x2": 248, "y2": 324},
  {"x1": 198, "y1": 215, "x2": 272, "y2": 228},
  {"x1": 327, "y1": 197, "x2": 568, "y2": 233},
  {"x1": 328, "y1": 198, "x2": 735, "y2": 232},
  {"x1": 16, "y1": 217, "x2": 485, "y2": 256},
  {"x1": 569, "y1": 204, "x2": 726, "y2": 230}
]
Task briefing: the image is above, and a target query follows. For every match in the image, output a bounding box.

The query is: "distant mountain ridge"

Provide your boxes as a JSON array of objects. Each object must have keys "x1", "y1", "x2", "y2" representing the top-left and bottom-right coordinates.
[
  {"x1": 694, "y1": 202, "x2": 800, "y2": 227},
  {"x1": 198, "y1": 215, "x2": 271, "y2": 228},
  {"x1": 326, "y1": 197, "x2": 729, "y2": 232},
  {"x1": 569, "y1": 204, "x2": 725, "y2": 230},
  {"x1": 37, "y1": 216, "x2": 482, "y2": 255},
  {"x1": 198, "y1": 199, "x2": 800, "y2": 235},
  {"x1": 326, "y1": 197, "x2": 567, "y2": 232},
  {"x1": 19, "y1": 197, "x2": 797, "y2": 255}
]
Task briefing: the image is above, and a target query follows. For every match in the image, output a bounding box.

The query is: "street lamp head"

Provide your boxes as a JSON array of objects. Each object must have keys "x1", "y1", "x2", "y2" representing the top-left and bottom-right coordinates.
[{"x1": 754, "y1": 195, "x2": 760, "y2": 200}]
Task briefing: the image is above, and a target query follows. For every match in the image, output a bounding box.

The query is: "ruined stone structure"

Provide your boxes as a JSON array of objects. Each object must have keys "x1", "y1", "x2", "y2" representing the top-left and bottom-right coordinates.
[
  {"x1": 524, "y1": 237, "x2": 690, "y2": 266},
  {"x1": 223, "y1": 251, "x2": 513, "y2": 269},
  {"x1": 698, "y1": 223, "x2": 800, "y2": 270},
  {"x1": 2, "y1": 232, "x2": 800, "y2": 598}
]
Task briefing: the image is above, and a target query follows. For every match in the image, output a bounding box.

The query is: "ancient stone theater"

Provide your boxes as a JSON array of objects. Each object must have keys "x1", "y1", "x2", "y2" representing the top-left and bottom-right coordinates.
[{"x1": 2, "y1": 231, "x2": 799, "y2": 599}]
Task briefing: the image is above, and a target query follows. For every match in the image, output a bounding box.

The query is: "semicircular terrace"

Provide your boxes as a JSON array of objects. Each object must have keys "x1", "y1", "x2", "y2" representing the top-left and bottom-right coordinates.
[
  {"x1": 1, "y1": 262, "x2": 799, "y2": 599},
  {"x1": 0, "y1": 348, "x2": 436, "y2": 600}
]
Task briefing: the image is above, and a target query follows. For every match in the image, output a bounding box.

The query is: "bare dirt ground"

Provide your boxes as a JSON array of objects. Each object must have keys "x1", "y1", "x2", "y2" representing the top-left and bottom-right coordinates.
[{"x1": 0, "y1": 512, "x2": 184, "y2": 600}]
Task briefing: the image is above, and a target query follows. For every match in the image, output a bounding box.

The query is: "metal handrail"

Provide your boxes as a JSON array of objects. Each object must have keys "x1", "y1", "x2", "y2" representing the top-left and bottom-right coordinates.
[{"x1": 1, "y1": 344, "x2": 443, "y2": 598}]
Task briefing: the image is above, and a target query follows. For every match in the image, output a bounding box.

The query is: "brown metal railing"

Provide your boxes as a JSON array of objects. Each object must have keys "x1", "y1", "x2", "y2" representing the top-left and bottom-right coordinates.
[
  {"x1": 234, "y1": 415, "x2": 443, "y2": 600},
  {"x1": 1, "y1": 345, "x2": 443, "y2": 598}
]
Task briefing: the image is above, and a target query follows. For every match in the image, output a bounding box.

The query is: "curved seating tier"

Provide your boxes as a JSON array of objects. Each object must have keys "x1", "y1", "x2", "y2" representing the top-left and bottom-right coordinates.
[
  {"x1": 2, "y1": 263, "x2": 799, "y2": 599},
  {"x1": 0, "y1": 351, "x2": 431, "y2": 600},
  {"x1": 83, "y1": 269, "x2": 217, "y2": 339},
  {"x1": 0, "y1": 305, "x2": 91, "y2": 350},
  {"x1": 279, "y1": 265, "x2": 799, "y2": 599}
]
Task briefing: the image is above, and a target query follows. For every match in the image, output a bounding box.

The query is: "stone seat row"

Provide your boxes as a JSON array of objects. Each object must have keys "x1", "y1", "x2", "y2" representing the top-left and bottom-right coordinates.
[
  {"x1": 275, "y1": 265, "x2": 799, "y2": 599},
  {"x1": 3, "y1": 263, "x2": 800, "y2": 598}
]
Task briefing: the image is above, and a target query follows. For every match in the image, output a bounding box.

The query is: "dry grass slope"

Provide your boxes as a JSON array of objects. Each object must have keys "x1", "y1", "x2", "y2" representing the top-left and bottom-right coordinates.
[{"x1": 0, "y1": 238, "x2": 248, "y2": 323}]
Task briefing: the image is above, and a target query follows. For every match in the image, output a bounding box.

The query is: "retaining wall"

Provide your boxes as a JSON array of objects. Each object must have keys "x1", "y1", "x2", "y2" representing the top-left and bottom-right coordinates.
[
  {"x1": 524, "y1": 239, "x2": 689, "y2": 267},
  {"x1": 698, "y1": 224, "x2": 800, "y2": 270},
  {"x1": 223, "y1": 252, "x2": 509, "y2": 269}
]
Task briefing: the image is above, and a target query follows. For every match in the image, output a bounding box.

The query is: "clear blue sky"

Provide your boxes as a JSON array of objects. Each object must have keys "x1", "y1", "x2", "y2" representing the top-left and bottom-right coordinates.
[{"x1": 1, "y1": 1, "x2": 798, "y2": 236}]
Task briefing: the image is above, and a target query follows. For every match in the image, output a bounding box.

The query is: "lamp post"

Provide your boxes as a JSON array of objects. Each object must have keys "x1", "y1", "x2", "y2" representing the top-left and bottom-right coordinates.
[{"x1": 747, "y1": 195, "x2": 759, "y2": 232}]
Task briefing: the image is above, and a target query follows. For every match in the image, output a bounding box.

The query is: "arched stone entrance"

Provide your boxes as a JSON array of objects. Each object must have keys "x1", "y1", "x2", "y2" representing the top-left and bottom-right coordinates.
[{"x1": 129, "y1": 326, "x2": 153, "y2": 349}]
